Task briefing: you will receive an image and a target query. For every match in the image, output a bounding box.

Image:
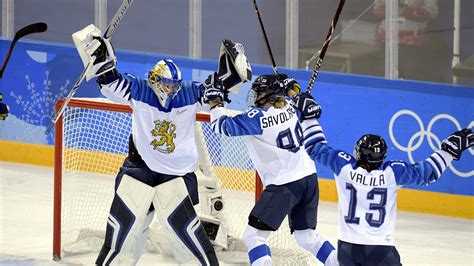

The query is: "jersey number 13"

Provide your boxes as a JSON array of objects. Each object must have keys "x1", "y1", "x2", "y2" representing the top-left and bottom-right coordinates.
[{"x1": 344, "y1": 183, "x2": 387, "y2": 227}]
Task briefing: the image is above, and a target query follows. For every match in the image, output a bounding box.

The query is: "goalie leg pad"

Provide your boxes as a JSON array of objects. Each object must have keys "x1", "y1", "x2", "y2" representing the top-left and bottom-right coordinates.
[
  {"x1": 153, "y1": 177, "x2": 218, "y2": 266},
  {"x1": 243, "y1": 225, "x2": 272, "y2": 266},
  {"x1": 294, "y1": 229, "x2": 337, "y2": 266},
  {"x1": 96, "y1": 174, "x2": 156, "y2": 265}
]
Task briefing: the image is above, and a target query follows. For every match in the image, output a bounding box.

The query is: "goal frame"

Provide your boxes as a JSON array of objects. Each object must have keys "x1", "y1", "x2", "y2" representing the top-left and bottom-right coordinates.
[{"x1": 52, "y1": 98, "x2": 264, "y2": 260}]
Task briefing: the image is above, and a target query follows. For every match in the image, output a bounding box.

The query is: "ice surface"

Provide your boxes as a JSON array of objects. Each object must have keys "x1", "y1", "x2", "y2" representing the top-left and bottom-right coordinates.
[{"x1": 1, "y1": 161, "x2": 473, "y2": 265}]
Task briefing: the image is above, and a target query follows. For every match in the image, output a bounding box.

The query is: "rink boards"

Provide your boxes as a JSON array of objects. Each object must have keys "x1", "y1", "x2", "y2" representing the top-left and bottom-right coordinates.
[{"x1": 0, "y1": 39, "x2": 473, "y2": 219}]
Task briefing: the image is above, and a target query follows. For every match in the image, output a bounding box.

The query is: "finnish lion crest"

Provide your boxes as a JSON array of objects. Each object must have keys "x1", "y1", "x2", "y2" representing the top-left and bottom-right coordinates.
[{"x1": 150, "y1": 119, "x2": 176, "y2": 153}]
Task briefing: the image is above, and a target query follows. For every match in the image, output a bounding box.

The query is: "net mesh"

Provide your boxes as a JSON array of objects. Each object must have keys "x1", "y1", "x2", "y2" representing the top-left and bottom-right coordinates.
[{"x1": 58, "y1": 98, "x2": 316, "y2": 265}]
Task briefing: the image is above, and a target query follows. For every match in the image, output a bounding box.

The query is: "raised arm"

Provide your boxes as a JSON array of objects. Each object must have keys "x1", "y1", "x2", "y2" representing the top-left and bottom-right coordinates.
[
  {"x1": 392, "y1": 128, "x2": 474, "y2": 186},
  {"x1": 98, "y1": 71, "x2": 141, "y2": 105},
  {"x1": 294, "y1": 92, "x2": 355, "y2": 175},
  {"x1": 210, "y1": 107, "x2": 263, "y2": 137}
]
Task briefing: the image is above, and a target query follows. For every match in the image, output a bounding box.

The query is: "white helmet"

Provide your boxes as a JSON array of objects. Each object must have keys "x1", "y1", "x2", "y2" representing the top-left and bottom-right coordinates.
[{"x1": 148, "y1": 59, "x2": 182, "y2": 108}]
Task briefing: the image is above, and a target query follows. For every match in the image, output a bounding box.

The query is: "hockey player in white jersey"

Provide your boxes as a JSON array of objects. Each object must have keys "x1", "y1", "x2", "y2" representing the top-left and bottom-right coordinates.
[
  {"x1": 293, "y1": 92, "x2": 474, "y2": 266},
  {"x1": 73, "y1": 25, "x2": 250, "y2": 265},
  {"x1": 203, "y1": 73, "x2": 338, "y2": 266}
]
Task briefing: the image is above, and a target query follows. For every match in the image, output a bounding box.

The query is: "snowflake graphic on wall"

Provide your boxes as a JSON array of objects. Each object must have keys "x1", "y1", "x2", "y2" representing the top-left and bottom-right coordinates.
[{"x1": 10, "y1": 70, "x2": 70, "y2": 127}]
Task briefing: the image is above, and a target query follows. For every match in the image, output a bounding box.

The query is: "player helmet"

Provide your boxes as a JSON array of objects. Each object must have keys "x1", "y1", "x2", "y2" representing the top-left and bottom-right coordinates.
[
  {"x1": 248, "y1": 74, "x2": 286, "y2": 108},
  {"x1": 353, "y1": 134, "x2": 387, "y2": 171},
  {"x1": 148, "y1": 59, "x2": 183, "y2": 108}
]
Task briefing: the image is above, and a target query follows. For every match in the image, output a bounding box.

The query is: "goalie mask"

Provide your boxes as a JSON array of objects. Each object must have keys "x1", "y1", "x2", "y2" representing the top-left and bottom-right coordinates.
[
  {"x1": 353, "y1": 134, "x2": 387, "y2": 171},
  {"x1": 148, "y1": 59, "x2": 183, "y2": 108},
  {"x1": 248, "y1": 75, "x2": 286, "y2": 108}
]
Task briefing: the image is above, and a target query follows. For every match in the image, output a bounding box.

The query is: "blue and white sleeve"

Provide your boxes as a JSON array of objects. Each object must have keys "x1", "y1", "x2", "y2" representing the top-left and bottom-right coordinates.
[
  {"x1": 210, "y1": 107, "x2": 263, "y2": 136},
  {"x1": 100, "y1": 73, "x2": 139, "y2": 105},
  {"x1": 389, "y1": 150, "x2": 453, "y2": 186},
  {"x1": 302, "y1": 119, "x2": 356, "y2": 175}
]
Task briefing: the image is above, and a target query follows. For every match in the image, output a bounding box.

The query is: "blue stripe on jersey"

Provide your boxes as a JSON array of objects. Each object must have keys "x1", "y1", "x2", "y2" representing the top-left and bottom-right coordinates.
[
  {"x1": 129, "y1": 77, "x2": 199, "y2": 112},
  {"x1": 304, "y1": 123, "x2": 321, "y2": 134},
  {"x1": 388, "y1": 160, "x2": 439, "y2": 186},
  {"x1": 305, "y1": 137, "x2": 326, "y2": 156},
  {"x1": 165, "y1": 59, "x2": 179, "y2": 80},
  {"x1": 120, "y1": 78, "x2": 128, "y2": 92},
  {"x1": 307, "y1": 143, "x2": 357, "y2": 176},
  {"x1": 429, "y1": 154, "x2": 443, "y2": 174},
  {"x1": 248, "y1": 244, "x2": 271, "y2": 264},
  {"x1": 218, "y1": 116, "x2": 226, "y2": 135},
  {"x1": 216, "y1": 108, "x2": 264, "y2": 136},
  {"x1": 315, "y1": 241, "x2": 335, "y2": 263},
  {"x1": 434, "y1": 151, "x2": 447, "y2": 168},
  {"x1": 112, "y1": 75, "x2": 132, "y2": 99},
  {"x1": 304, "y1": 132, "x2": 325, "y2": 143},
  {"x1": 171, "y1": 81, "x2": 201, "y2": 108}
]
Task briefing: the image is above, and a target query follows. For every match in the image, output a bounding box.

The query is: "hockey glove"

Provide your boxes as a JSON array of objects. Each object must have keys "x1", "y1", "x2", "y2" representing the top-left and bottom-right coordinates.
[
  {"x1": 441, "y1": 128, "x2": 474, "y2": 161},
  {"x1": 293, "y1": 92, "x2": 322, "y2": 120},
  {"x1": 203, "y1": 73, "x2": 229, "y2": 107},
  {"x1": 87, "y1": 37, "x2": 116, "y2": 81},
  {"x1": 217, "y1": 39, "x2": 252, "y2": 93},
  {"x1": 277, "y1": 73, "x2": 301, "y2": 96},
  {"x1": 72, "y1": 24, "x2": 116, "y2": 81},
  {"x1": 0, "y1": 93, "x2": 9, "y2": 120}
]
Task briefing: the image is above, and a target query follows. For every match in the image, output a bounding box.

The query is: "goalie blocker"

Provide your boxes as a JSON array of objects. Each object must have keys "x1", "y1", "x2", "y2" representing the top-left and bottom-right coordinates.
[
  {"x1": 72, "y1": 24, "x2": 116, "y2": 81},
  {"x1": 217, "y1": 39, "x2": 252, "y2": 93}
]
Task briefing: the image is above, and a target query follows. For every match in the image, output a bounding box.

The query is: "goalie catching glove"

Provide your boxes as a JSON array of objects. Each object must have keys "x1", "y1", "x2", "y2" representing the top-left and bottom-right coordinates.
[
  {"x1": 72, "y1": 24, "x2": 116, "y2": 81},
  {"x1": 292, "y1": 92, "x2": 322, "y2": 120},
  {"x1": 441, "y1": 128, "x2": 474, "y2": 161},
  {"x1": 217, "y1": 39, "x2": 252, "y2": 93},
  {"x1": 203, "y1": 72, "x2": 229, "y2": 108}
]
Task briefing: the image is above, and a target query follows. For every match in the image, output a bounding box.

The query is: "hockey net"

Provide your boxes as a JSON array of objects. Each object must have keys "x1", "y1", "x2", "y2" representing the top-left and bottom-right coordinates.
[{"x1": 53, "y1": 98, "x2": 316, "y2": 265}]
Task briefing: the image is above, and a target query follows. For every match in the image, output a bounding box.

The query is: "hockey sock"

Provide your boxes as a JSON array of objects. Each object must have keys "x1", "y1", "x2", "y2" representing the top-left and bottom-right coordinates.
[
  {"x1": 294, "y1": 229, "x2": 337, "y2": 266},
  {"x1": 243, "y1": 225, "x2": 272, "y2": 266}
]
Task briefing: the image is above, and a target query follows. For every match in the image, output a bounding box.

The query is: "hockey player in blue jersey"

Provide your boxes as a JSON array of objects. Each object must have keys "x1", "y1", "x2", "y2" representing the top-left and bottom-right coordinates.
[
  {"x1": 293, "y1": 92, "x2": 474, "y2": 266},
  {"x1": 203, "y1": 73, "x2": 338, "y2": 266},
  {"x1": 73, "y1": 25, "x2": 251, "y2": 265}
]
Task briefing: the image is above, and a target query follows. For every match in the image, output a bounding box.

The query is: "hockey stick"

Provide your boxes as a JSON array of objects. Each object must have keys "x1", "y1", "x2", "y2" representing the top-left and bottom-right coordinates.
[
  {"x1": 252, "y1": 0, "x2": 278, "y2": 75},
  {"x1": 45, "y1": 0, "x2": 134, "y2": 134},
  {"x1": 305, "y1": 1, "x2": 375, "y2": 70},
  {"x1": 0, "y1": 22, "x2": 47, "y2": 78},
  {"x1": 306, "y1": 0, "x2": 345, "y2": 93}
]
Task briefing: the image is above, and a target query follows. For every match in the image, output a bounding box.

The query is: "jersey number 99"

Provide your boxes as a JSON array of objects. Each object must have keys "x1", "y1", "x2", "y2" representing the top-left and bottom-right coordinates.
[{"x1": 276, "y1": 123, "x2": 303, "y2": 153}]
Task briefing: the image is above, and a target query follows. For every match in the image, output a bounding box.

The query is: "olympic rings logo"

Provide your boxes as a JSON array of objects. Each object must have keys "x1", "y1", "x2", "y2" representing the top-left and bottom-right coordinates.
[{"x1": 389, "y1": 110, "x2": 474, "y2": 177}]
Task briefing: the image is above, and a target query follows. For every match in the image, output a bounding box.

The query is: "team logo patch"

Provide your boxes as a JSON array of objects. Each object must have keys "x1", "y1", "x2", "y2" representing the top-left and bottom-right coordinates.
[{"x1": 150, "y1": 119, "x2": 176, "y2": 153}]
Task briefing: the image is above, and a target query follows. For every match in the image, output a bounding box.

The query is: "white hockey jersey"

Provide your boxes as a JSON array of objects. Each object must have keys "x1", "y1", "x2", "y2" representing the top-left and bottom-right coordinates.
[
  {"x1": 210, "y1": 100, "x2": 316, "y2": 187},
  {"x1": 100, "y1": 72, "x2": 209, "y2": 176},
  {"x1": 301, "y1": 119, "x2": 453, "y2": 246}
]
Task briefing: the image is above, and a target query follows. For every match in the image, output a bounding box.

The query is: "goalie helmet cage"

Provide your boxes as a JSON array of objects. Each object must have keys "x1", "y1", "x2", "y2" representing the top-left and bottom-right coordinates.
[{"x1": 53, "y1": 98, "x2": 317, "y2": 265}]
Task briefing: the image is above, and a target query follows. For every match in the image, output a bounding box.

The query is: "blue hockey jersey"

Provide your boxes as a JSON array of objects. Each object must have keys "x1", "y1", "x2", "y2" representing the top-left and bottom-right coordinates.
[{"x1": 301, "y1": 119, "x2": 453, "y2": 246}]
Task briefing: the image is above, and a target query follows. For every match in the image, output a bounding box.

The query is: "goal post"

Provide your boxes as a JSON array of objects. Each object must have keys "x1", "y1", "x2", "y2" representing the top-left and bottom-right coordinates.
[
  {"x1": 53, "y1": 97, "x2": 314, "y2": 264},
  {"x1": 53, "y1": 98, "x2": 133, "y2": 260}
]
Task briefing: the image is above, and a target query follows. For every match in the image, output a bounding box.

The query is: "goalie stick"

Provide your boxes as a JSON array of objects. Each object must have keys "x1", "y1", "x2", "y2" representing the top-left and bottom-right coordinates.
[
  {"x1": 0, "y1": 22, "x2": 47, "y2": 78},
  {"x1": 252, "y1": 0, "x2": 278, "y2": 75},
  {"x1": 306, "y1": 0, "x2": 345, "y2": 93},
  {"x1": 45, "y1": 0, "x2": 134, "y2": 135}
]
